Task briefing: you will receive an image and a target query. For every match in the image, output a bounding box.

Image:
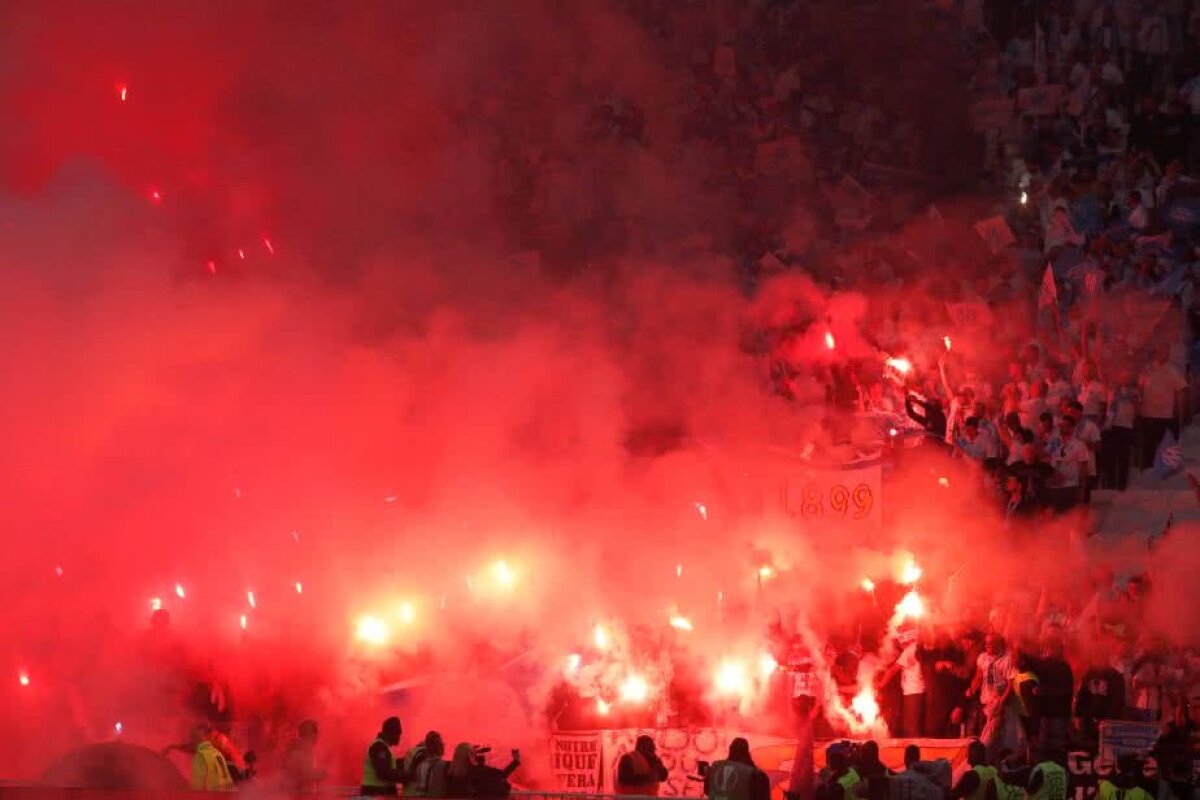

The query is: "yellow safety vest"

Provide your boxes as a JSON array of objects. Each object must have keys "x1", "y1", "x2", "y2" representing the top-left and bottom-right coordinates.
[
  {"x1": 1029, "y1": 762, "x2": 1068, "y2": 800},
  {"x1": 994, "y1": 778, "x2": 1025, "y2": 800},
  {"x1": 192, "y1": 741, "x2": 234, "y2": 792},
  {"x1": 1097, "y1": 781, "x2": 1152, "y2": 800},
  {"x1": 968, "y1": 765, "x2": 998, "y2": 800},
  {"x1": 402, "y1": 745, "x2": 431, "y2": 797},
  {"x1": 1013, "y1": 672, "x2": 1039, "y2": 716},
  {"x1": 836, "y1": 768, "x2": 861, "y2": 800},
  {"x1": 363, "y1": 737, "x2": 397, "y2": 789}
]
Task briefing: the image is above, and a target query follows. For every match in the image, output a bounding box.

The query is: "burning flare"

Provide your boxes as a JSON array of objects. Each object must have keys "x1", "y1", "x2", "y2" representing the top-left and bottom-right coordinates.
[
  {"x1": 824, "y1": 331, "x2": 836, "y2": 350},
  {"x1": 619, "y1": 675, "x2": 649, "y2": 704},
  {"x1": 899, "y1": 560, "x2": 923, "y2": 585},
  {"x1": 851, "y1": 686, "x2": 880, "y2": 726},
  {"x1": 355, "y1": 615, "x2": 389, "y2": 646},
  {"x1": 885, "y1": 357, "x2": 912, "y2": 374},
  {"x1": 669, "y1": 615, "x2": 693, "y2": 632},
  {"x1": 714, "y1": 661, "x2": 748, "y2": 696},
  {"x1": 861, "y1": 577, "x2": 876, "y2": 593},
  {"x1": 894, "y1": 590, "x2": 925, "y2": 622}
]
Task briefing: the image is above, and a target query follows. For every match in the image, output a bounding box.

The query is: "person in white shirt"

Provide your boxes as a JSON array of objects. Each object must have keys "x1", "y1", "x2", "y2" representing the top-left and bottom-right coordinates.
[
  {"x1": 1066, "y1": 400, "x2": 1102, "y2": 499},
  {"x1": 878, "y1": 630, "x2": 927, "y2": 737},
  {"x1": 1075, "y1": 361, "x2": 1108, "y2": 419},
  {"x1": 1138, "y1": 345, "x2": 1186, "y2": 469},
  {"x1": 971, "y1": 634, "x2": 1020, "y2": 761},
  {"x1": 1047, "y1": 415, "x2": 1091, "y2": 511},
  {"x1": 1044, "y1": 365, "x2": 1073, "y2": 410}
]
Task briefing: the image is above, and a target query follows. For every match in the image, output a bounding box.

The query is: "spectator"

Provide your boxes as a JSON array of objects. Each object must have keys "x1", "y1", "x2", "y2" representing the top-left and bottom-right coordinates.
[
  {"x1": 878, "y1": 629, "x2": 927, "y2": 737},
  {"x1": 1102, "y1": 370, "x2": 1139, "y2": 489},
  {"x1": 1138, "y1": 345, "x2": 1186, "y2": 469},
  {"x1": 1075, "y1": 654, "x2": 1127, "y2": 747},
  {"x1": 616, "y1": 736, "x2": 667, "y2": 795},
  {"x1": 704, "y1": 738, "x2": 771, "y2": 800},
  {"x1": 1035, "y1": 638, "x2": 1074, "y2": 754},
  {"x1": 890, "y1": 745, "x2": 943, "y2": 800},
  {"x1": 971, "y1": 634, "x2": 1020, "y2": 761},
  {"x1": 1046, "y1": 415, "x2": 1090, "y2": 512},
  {"x1": 280, "y1": 720, "x2": 326, "y2": 796}
]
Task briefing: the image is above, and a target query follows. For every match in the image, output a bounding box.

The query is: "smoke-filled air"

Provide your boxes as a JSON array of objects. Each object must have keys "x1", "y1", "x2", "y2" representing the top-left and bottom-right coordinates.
[{"x1": 2, "y1": 0, "x2": 1199, "y2": 795}]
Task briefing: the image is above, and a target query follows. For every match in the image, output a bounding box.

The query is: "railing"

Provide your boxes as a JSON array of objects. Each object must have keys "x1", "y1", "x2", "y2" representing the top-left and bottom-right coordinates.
[{"x1": 0, "y1": 789, "x2": 695, "y2": 800}]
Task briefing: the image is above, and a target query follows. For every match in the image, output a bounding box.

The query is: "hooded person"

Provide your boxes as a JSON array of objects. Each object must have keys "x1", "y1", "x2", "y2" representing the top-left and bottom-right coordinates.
[
  {"x1": 616, "y1": 736, "x2": 668, "y2": 795},
  {"x1": 706, "y1": 738, "x2": 770, "y2": 800}
]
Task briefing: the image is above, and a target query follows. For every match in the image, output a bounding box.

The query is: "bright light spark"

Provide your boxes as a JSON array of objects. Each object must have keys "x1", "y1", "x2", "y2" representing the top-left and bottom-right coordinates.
[
  {"x1": 54, "y1": 565, "x2": 63, "y2": 578},
  {"x1": 758, "y1": 565, "x2": 775, "y2": 580},
  {"x1": 669, "y1": 615, "x2": 693, "y2": 632},
  {"x1": 492, "y1": 560, "x2": 516, "y2": 588},
  {"x1": 247, "y1": 591, "x2": 256, "y2": 609},
  {"x1": 861, "y1": 577, "x2": 876, "y2": 593},
  {"x1": 943, "y1": 336, "x2": 953, "y2": 351},
  {"x1": 294, "y1": 581, "x2": 303, "y2": 595},
  {"x1": 824, "y1": 331, "x2": 836, "y2": 350},
  {"x1": 398, "y1": 602, "x2": 416, "y2": 624},
  {"x1": 239, "y1": 614, "x2": 248, "y2": 631},
  {"x1": 593, "y1": 624, "x2": 610, "y2": 651},
  {"x1": 595, "y1": 698, "x2": 610, "y2": 715},
  {"x1": 174, "y1": 583, "x2": 186, "y2": 599},
  {"x1": 894, "y1": 590, "x2": 925, "y2": 622},
  {"x1": 886, "y1": 357, "x2": 913, "y2": 374},
  {"x1": 759, "y1": 652, "x2": 779, "y2": 678},
  {"x1": 715, "y1": 661, "x2": 749, "y2": 696},
  {"x1": 675, "y1": 563, "x2": 683, "y2": 579},
  {"x1": 150, "y1": 597, "x2": 163, "y2": 611},
  {"x1": 238, "y1": 249, "x2": 246, "y2": 260},
  {"x1": 262, "y1": 237, "x2": 275, "y2": 255},
  {"x1": 355, "y1": 615, "x2": 389, "y2": 647},
  {"x1": 888, "y1": 428, "x2": 899, "y2": 437},
  {"x1": 148, "y1": 188, "x2": 162, "y2": 205},
  {"x1": 114, "y1": 722, "x2": 123, "y2": 736},
  {"x1": 117, "y1": 84, "x2": 128, "y2": 102},
  {"x1": 205, "y1": 261, "x2": 217, "y2": 275},
  {"x1": 694, "y1": 501, "x2": 708, "y2": 520},
  {"x1": 899, "y1": 560, "x2": 923, "y2": 585},
  {"x1": 851, "y1": 686, "x2": 880, "y2": 725},
  {"x1": 619, "y1": 674, "x2": 649, "y2": 704},
  {"x1": 1020, "y1": 190, "x2": 1028, "y2": 205},
  {"x1": 17, "y1": 672, "x2": 30, "y2": 687},
  {"x1": 565, "y1": 653, "x2": 582, "y2": 674},
  {"x1": 938, "y1": 476, "x2": 951, "y2": 488}
]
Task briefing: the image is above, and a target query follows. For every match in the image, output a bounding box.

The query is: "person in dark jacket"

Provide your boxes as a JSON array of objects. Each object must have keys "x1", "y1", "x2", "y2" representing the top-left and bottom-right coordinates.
[
  {"x1": 705, "y1": 738, "x2": 770, "y2": 800},
  {"x1": 616, "y1": 736, "x2": 668, "y2": 795},
  {"x1": 1034, "y1": 639, "x2": 1074, "y2": 753},
  {"x1": 1075, "y1": 659, "x2": 1126, "y2": 747},
  {"x1": 442, "y1": 743, "x2": 520, "y2": 798}
]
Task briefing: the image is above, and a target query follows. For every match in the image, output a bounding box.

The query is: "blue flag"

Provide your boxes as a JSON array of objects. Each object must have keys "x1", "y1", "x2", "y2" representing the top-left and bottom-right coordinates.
[{"x1": 1154, "y1": 430, "x2": 1185, "y2": 480}]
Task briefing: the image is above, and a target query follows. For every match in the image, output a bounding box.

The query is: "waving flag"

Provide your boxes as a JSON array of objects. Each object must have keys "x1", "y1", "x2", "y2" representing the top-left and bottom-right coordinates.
[
  {"x1": 1038, "y1": 264, "x2": 1058, "y2": 309},
  {"x1": 1154, "y1": 430, "x2": 1185, "y2": 480}
]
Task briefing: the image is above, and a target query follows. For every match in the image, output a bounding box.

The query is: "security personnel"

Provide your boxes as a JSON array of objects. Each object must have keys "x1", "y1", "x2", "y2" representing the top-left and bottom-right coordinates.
[
  {"x1": 822, "y1": 745, "x2": 860, "y2": 800},
  {"x1": 1096, "y1": 755, "x2": 1152, "y2": 800},
  {"x1": 191, "y1": 723, "x2": 235, "y2": 792},
  {"x1": 1026, "y1": 751, "x2": 1068, "y2": 800},
  {"x1": 363, "y1": 717, "x2": 408, "y2": 796},
  {"x1": 706, "y1": 738, "x2": 769, "y2": 800},
  {"x1": 615, "y1": 736, "x2": 667, "y2": 795},
  {"x1": 950, "y1": 741, "x2": 996, "y2": 800}
]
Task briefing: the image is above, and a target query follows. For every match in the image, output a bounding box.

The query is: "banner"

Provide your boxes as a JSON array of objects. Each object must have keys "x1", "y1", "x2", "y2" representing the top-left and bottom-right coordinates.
[
  {"x1": 779, "y1": 463, "x2": 883, "y2": 532},
  {"x1": 596, "y1": 730, "x2": 969, "y2": 799},
  {"x1": 945, "y1": 301, "x2": 994, "y2": 328},
  {"x1": 1097, "y1": 720, "x2": 1160, "y2": 763},
  {"x1": 551, "y1": 732, "x2": 604, "y2": 792}
]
